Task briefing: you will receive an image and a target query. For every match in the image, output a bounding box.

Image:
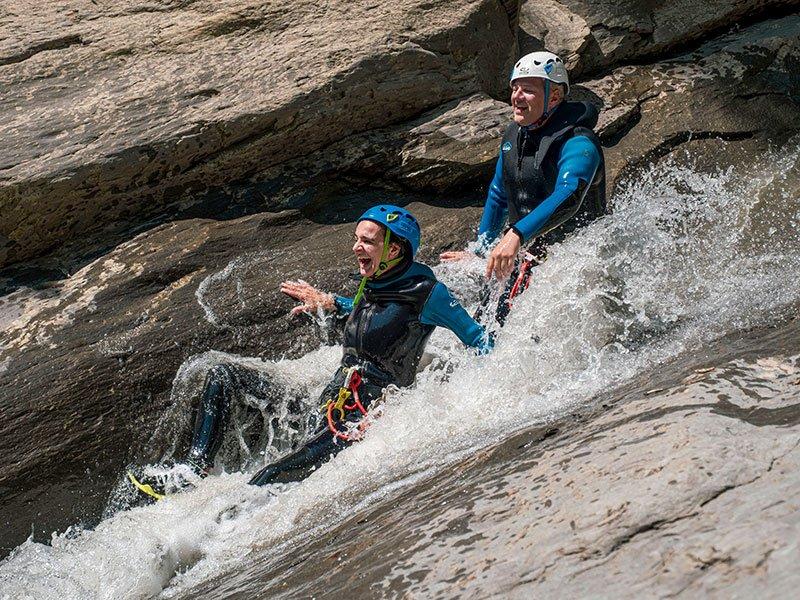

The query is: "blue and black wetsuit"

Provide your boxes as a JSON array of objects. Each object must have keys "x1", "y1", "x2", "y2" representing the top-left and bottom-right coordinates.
[
  {"x1": 478, "y1": 101, "x2": 606, "y2": 249},
  {"x1": 475, "y1": 101, "x2": 607, "y2": 323},
  {"x1": 186, "y1": 259, "x2": 489, "y2": 487}
]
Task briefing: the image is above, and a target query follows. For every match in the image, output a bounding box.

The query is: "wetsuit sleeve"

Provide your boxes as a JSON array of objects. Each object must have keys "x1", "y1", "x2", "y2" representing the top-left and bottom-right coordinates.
[
  {"x1": 333, "y1": 295, "x2": 354, "y2": 315},
  {"x1": 476, "y1": 152, "x2": 508, "y2": 251},
  {"x1": 420, "y1": 283, "x2": 492, "y2": 354},
  {"x1": 511, "y1": 135, "x2": 601, "y2": 244}
]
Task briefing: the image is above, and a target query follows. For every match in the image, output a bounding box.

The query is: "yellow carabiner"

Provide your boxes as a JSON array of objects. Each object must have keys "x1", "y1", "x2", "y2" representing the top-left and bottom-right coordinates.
[
  {"x1": 321, "y1": 387, "x2": 351, "y2": 421},
  {"x1": 332, "y1": 387, "x2": 351, "y2": 421},
  {"x1": 321, "y1": 366, "x2": 359, "y2": 420}
]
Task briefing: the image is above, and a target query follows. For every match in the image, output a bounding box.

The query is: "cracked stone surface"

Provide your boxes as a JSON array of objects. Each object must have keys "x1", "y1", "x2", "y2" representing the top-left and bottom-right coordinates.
[
  {"x1": 0, "y1": 0, "x2": 516, "y2": 269},
  {"x1": 235, "y1": 92, "x2": 511, "y2": 209},
  {"x1": 185, "y1": 317, "x2": 800, "y2": 599},
  {"x1": 583, "y1": 14, "x2": 800, "y2": 192},
  {"x1": 518, "y1": 0, "x2": 799, "y2": 78}
]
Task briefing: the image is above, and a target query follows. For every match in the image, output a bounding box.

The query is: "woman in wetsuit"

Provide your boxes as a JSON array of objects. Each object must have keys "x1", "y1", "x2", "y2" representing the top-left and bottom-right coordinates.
[{"x1": 131, "y1": 204, "x2": 491, "y2": 497}]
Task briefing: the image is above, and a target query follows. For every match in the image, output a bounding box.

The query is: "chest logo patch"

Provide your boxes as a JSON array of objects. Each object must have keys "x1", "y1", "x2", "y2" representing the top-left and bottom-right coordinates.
[{"x1": 501, "y1": 141, "x2": 512, "y2": 152}]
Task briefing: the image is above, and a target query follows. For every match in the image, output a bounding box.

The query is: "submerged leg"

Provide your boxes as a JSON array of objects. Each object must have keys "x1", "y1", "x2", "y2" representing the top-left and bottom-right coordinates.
[
  {"x1": 185, "y1": 364, "x2": 236, "y2": 473},
  {"x1": 186, "y1": 362, "x2": 276, "y2": 473},
  {"x1": 248, "y1": 426, "x2": 341, "y2": 486}
]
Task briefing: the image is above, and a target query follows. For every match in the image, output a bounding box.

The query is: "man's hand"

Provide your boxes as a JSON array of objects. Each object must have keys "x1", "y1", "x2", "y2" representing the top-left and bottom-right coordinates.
[
  {"x1": 280, "y1": 280, "x2": 335, "y2": 316},
  {"x1": 485, "y1": 230, "x2": 521, "y2": 280},
  {"x1": 439, "y1": 250, "x2": 473, "y2": 262}
]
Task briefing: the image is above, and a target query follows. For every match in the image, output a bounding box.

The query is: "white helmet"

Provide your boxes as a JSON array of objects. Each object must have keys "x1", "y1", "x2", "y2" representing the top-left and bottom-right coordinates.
[{"x1": 510, "y1": 51, "x2": 570, "y2": 95}]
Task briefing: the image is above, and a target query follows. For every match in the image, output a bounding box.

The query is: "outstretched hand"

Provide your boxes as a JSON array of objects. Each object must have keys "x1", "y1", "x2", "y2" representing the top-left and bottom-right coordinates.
[
  {"x1": 280, "y1": 280, "x2": 335, "y2": 316},
  {"x1": 485, "y1": 230, "x2": 521, "y2": 280},
  {"x1": 439, "y1": 250, "x2": 473, "y2": 263}
]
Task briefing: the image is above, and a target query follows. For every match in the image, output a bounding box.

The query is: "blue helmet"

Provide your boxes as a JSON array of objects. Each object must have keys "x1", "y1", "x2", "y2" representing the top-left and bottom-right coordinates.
[{"x1": 358, "y1": 204, "x2": 421, "y2": 256}]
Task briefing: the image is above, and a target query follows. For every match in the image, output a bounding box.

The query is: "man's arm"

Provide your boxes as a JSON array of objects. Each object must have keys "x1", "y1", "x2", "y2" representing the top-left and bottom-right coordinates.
[
  {"x1": 510, "y1": 135, "x2": 601, "y2": 243},
  {"x1": 419, "y1": 282, "x2": 493, "y2": 353},
  {"x1": 477, "y1": 152, "x2": 509, "y2": 250}
]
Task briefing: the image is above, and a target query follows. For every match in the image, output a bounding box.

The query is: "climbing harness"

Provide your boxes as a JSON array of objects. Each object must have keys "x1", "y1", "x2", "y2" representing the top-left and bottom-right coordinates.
[
  {"x1": 322, "y1": 366, "x2": 369, "y2": 442},
  {"x1": 506, "y1": 251, "x2": 535, "y2": 305},
  {"x1": 505, "y1": 248, "x2": 549, "y2": 310}
]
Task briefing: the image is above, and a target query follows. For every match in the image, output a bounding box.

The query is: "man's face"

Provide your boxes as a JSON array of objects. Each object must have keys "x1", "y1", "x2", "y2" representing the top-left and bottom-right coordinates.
[
  {"x1": 511, "y1": 77, "x2": 550, "y2": 126},
  {"x1": 353, "y1": 220, "x2": 399, "y2": 277}
]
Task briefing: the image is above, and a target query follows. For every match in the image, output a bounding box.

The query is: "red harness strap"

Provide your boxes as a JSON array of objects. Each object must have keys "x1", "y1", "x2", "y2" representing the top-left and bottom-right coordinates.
[
  {"x1": 326, "y1": 369, "x2": 368, "y2": 442},
  {"x1": 505, "y1": 252, "x2": 537, "y2": 310}
]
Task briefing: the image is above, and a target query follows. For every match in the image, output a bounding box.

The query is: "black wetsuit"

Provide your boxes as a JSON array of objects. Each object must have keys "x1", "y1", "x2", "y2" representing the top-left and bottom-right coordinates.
[{"x1": 185, "y1": 260, "x2": 489, "y2": 487}]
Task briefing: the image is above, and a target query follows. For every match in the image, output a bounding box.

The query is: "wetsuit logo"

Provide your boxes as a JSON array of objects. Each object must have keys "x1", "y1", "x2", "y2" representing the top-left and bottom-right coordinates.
[{"x1": 502, "y1": 141, "x2": 512, "y2": 152}]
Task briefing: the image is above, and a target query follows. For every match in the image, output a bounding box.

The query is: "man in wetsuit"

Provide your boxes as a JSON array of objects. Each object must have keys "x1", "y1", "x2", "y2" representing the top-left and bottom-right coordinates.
[
  {"x1": 130, "y1": 204, "x2": 490, "y2": 498},
  {"x1": 441, "y1": 51, "x2": 607, "y2": 323}
]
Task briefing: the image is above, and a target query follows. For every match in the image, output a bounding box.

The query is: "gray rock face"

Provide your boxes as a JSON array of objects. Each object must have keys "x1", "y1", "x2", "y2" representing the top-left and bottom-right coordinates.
[
  {"x1": 586, "y1": 15, "x2": 800, "y2": 191},
  {"x1": 0, "y1": 0, "x2": 515, "y2": 268},
  {"x1": 518, "y1": 0, "x2": 799, "y2": 77}
]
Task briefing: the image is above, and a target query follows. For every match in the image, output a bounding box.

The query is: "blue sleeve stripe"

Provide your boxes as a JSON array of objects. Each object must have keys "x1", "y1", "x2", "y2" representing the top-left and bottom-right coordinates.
[{"x1": 513, "y1": 135, "x2": 600, "y2": 243}]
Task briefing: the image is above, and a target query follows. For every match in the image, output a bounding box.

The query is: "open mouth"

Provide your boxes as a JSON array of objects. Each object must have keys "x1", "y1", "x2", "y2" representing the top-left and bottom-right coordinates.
[{"x1": 357, "y1": 257, "x2": 372, "y2": 271}]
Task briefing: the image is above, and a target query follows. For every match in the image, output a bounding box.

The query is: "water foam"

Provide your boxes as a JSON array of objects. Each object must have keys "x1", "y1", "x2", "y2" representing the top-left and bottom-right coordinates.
[{"x1": 2, "y1": 141, "x2": 799, "y2": 599}]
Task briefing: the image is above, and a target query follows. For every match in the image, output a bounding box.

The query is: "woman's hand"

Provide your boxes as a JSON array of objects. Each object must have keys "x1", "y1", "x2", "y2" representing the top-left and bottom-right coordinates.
[
  {"x1": 280, "y1": 280, "x2": 335, "y2": 316},
  {"x1": 439, "y1": 250, "x2": 474, "y2": 262},
  {"x1": 485, "y1": 230, "x2": 521, "y2": 280}
]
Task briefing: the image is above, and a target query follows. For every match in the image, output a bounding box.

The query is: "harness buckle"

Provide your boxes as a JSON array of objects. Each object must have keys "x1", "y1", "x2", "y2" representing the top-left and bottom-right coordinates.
[{"x1": 323, "y1": 366, "x2": 369, "y2": 441}]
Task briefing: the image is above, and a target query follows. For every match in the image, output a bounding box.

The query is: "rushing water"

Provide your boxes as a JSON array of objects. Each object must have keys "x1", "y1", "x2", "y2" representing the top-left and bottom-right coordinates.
[{"x1": 1, "y1": 140, "x2": 799, "y2": 599}]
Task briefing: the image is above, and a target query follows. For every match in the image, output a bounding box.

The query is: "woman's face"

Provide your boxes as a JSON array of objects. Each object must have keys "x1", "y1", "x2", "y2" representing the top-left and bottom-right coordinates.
[{"x1": 352, "y1": 220, "x2": 400, "y2": 277}]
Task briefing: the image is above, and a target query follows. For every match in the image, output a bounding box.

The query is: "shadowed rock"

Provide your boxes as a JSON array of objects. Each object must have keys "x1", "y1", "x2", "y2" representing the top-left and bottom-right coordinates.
[
  {"x1": 518, "y1": 0, "x2": 799, "y2": 77},
  {"x1": 0, "y1": 0, "x2": 516, "y2": 269}
]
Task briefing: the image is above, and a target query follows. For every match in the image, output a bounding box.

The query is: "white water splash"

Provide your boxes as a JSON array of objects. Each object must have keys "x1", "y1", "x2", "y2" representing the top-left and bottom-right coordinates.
[{"x1": 2, "y1": 141, "x2": 799, "y2": 599}]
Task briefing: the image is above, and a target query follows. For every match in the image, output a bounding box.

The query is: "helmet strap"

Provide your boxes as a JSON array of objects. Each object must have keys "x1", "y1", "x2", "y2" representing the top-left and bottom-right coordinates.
[
  {"x1": 541, "y1": 79, "x2": 551, "y2": 119},
  {"x1": 353, "y1": 275, "x2": 368, "y2": 307},
  {"x1": 528, "y1": 79, "x2": 558, "y2": 129},
  {"x1": 353, "y1": 227, "x2": 403, "y2": 306}
]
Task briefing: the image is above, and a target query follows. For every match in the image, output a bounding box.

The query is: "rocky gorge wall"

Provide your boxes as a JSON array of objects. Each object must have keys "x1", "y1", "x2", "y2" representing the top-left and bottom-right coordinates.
[{"x1": 1, "y1": 0, "x2": 799, "y2": 574}]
